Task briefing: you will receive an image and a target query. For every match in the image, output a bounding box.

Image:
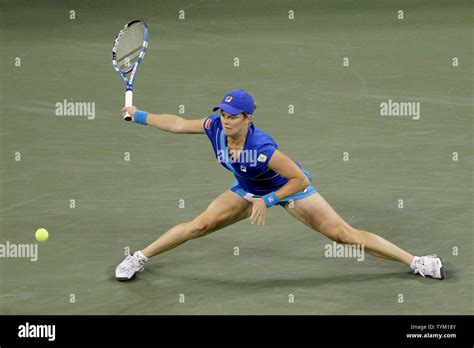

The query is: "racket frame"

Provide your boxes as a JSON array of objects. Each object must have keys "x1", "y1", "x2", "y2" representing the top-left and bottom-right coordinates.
[{"x1": 112, "y1": 19, "x2": 149, "y2": 120}]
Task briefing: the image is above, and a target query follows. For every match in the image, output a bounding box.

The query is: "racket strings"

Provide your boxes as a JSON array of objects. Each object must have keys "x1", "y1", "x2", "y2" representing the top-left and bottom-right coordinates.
[{"x1": 116, "y1": 23, "x2": 145, "y2": 72}]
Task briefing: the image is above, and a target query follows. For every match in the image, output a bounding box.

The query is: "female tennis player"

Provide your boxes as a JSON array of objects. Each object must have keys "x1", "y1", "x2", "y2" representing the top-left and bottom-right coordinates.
[{"x1": 115, "y1": 89, "x2": 446, "y2": 281}]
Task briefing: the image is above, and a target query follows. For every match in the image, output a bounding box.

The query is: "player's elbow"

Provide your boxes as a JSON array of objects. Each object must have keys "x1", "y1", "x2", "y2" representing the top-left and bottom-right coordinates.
[
  {"x1": 302, "y1": 176, "x2": 311, "y2": 190},
  {"x1": 169, "y1": 117, "x2": 185, "y2": 133},
  {"x1": 296, "y1": 175, "x2": 310, "y2": 192},
  {"x1": 169, "y1": 124, "x2": 182, "y2": 134}
]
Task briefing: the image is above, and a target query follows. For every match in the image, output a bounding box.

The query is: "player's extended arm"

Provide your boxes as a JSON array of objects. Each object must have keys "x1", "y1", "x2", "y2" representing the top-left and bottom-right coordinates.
[
  {"x1": 268, "y1": 150, "x2": 311, "y2": 200},
  {"x1": 121, "y1": 106, "x2": 206, "y2": 134}
]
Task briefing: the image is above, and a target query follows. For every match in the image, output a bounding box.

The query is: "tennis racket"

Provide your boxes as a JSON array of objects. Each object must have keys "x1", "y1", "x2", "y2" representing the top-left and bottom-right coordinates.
[{"x1": 112, "y1": 19, "x2": 149, "y2": 121}]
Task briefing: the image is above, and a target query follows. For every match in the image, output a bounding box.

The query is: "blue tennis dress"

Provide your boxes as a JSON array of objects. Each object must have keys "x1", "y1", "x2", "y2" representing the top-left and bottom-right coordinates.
[{"x1": 203, "y1": 114, "x2": 317, "y2": 206}]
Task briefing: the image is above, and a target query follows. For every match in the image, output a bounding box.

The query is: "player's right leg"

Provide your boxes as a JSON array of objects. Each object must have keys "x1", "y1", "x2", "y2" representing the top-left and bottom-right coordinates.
[
  {"x1": 115, "y1": 190, "x2": 252, "y2": 281},
  {"x1": 282, "y1": 192, "x2": 446, "y2": 279}
]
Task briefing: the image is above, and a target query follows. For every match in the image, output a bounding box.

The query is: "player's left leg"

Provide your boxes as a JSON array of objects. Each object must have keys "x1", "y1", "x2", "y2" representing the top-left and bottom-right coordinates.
[
  {"x1": 115, "y1": 190, "x2": 252, "y2": 281},
  {"x1": 282, "y1": 192, "x2": 446, "y2": 278}
]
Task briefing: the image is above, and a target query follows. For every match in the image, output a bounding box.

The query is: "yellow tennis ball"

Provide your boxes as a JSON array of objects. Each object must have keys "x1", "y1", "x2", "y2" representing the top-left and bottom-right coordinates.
[{"x1": 35, "y1": 228, "x2": 49, "y2": 242}]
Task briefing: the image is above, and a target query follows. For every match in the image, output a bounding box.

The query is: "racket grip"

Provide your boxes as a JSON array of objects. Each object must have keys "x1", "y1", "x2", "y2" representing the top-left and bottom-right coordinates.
[{"x1": 124, "y1": 90, "x2": 133, "y2": 121}]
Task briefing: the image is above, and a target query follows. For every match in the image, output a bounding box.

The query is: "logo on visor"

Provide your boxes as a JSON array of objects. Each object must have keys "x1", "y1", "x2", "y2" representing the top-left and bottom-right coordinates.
[{"x1": 225, "y1": 96, "x2": 233, "y2": 103}]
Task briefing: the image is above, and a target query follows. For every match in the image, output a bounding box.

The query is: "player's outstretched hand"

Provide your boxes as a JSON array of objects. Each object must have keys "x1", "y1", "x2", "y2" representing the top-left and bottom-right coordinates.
[
  {"x1": 244, "y1": 197, "x2": 267, "y2": 225},
  {"x1": 121, "y1": 106, "x2": 137, "y2": 122}
]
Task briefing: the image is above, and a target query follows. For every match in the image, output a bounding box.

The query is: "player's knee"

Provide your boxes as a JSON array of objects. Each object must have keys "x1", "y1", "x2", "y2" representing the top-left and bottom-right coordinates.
[
  {"x1": 327, "y1": 224, "x2": 359, "y2": 245},
  {"x1": 185, "y1": 219, "x2": 212, "y2": 239}
]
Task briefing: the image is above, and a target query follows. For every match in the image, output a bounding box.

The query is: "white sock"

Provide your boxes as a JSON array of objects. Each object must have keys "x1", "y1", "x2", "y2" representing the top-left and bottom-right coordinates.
[
  {"x1": 410, "y1": 256, "x2": 420, "y2": 270},
  {"x1": 135, "y1": 250, "x2": 149, "y2": 262}
]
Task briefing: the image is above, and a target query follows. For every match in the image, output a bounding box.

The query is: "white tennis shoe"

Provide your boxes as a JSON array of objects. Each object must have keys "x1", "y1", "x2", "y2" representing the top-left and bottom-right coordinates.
[
  {"x1": 412, "y1": 255, "x2": 446, "y2": 279},
  {"x1": 115, "y1": 251, "x2": 148, "y2": 281}
]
